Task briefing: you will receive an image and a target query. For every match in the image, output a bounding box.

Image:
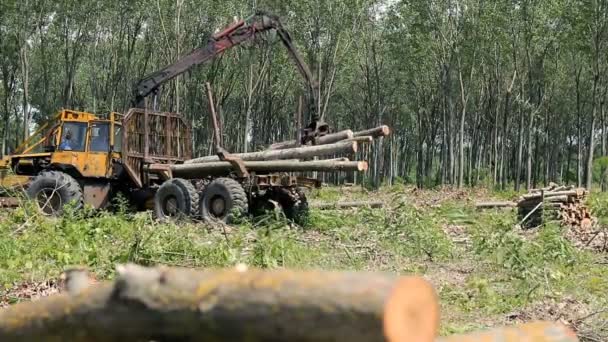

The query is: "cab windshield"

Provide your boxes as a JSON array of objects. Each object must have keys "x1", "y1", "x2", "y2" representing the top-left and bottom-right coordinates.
[{"x1": 59, "y1": 122, "x2": 87, "y2": 152}]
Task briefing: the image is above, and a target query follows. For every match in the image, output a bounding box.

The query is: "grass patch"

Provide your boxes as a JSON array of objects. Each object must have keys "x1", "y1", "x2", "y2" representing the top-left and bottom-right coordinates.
[{"x1": 1, "y1": 186, "x2": 607, "y2": 340}]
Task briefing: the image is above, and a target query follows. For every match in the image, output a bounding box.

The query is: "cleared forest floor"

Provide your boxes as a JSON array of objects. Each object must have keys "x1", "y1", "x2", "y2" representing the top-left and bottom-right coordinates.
[{"x1": 1, "y1": 185, "x2": 607, "y2": 340}]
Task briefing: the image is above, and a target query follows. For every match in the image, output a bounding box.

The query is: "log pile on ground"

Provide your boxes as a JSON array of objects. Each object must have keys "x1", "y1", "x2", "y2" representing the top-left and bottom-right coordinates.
[
  {"x1": 475, "y1": 184, "x2": 594, "y2": 229},
  {"x1": 0, "y1": 263, "x2": 578, "y2": 342},
  {"x1": 517, "y1": 185, "x2": 592, "y2": 228}
]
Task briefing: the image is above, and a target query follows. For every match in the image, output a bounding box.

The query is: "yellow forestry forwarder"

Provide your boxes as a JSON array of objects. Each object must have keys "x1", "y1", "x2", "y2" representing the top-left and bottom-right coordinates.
[{"x1": 0, "y1": 12, "x2": 329, "y2": 224}]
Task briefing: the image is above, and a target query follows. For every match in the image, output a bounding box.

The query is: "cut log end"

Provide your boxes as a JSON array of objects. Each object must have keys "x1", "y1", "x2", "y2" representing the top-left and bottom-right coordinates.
[
  {"x1": 383, "y1": 277, "x2": 439, "y2": 342},
  {"x1": 358, "y1": 161, "x2": 369, "y2": 172},
  {"x1": 379, "y1": 125, "x2": 391, "y2": 137}
]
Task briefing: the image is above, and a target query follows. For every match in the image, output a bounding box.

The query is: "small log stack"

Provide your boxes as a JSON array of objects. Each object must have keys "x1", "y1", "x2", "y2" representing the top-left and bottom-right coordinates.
[
  {"x1": 516, "y1": 185, "x2": 591, "y2": 228},
  {"x1": 475, "y1": 184, "x2": 594, "y2": 229}
]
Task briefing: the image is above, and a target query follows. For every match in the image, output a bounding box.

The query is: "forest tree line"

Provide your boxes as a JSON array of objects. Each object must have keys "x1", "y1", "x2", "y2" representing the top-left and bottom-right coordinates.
[{"x1": 1, "y1": 0, "x2": 607, "y2": 189}]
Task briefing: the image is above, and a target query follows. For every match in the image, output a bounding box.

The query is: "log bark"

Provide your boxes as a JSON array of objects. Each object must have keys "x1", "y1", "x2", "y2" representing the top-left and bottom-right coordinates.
[
  {"x1": 353, "y1": 125, "x2": 391, "y2": 138},
  {"x1": 171, "y1": 160, "x2": 368, "y2": 178},
  {"x1": 269, "y1": 130, "x2": 354, "y2": 150},
  {"x1": 520, "y1": 190, "x2": 584, "y2": 201},
  {"x1": 344, "y1": 136, "x2": 374, "y2": 144},
  {"x1": 0, "y1": 264, "x2": 439, "y2": 342},
  {"x1": 517, "y1": 195, "x2": 570, "y2": 208},
  {"x1": 267, "y1": 125, "x2": 389, "y2": 151},
  {"x1": 311, "y1": 201, "x2": 384, "y2": 209},
  {"x1": 475, "y1": 201, "x2": 517, "y2": 208},
  {"x1": 315, "y1": 130, "x2": 355, "y2": 145},
  {"x1": 185, "y1": 141, "x2": 358, "y2": 164}
]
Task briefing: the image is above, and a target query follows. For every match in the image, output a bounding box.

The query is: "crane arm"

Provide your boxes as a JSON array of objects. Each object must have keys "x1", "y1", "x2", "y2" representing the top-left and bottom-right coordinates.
[{"x1": 133, "y1": 12, "x2": 318, "y2": 114}]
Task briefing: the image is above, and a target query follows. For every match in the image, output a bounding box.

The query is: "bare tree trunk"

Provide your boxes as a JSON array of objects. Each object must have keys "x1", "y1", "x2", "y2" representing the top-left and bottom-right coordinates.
[
  {"x1": 587, "y1": 103, "x2": 597, "y2": 190},
  {"x1": 526, "y1": 107, "x2": 534, "y2": 190},
  {"x1": 20, "y1": 45, "x2": 30, "y2": 141},
  {"x1": 458, "y1": 69, "x2": 467, "y2": 188}
]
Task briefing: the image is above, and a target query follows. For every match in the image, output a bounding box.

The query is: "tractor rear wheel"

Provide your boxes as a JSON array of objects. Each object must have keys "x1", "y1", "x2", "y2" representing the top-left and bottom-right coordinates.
[
  {"x1": 26, "y1": 171, "x2": 83, "y2": 216},
  {"x1": 154, "y1": 178, "x2": 198, "y2": 220},
  {"x1": 200, "y1": 178, "x2": 248, "y2": 224}
]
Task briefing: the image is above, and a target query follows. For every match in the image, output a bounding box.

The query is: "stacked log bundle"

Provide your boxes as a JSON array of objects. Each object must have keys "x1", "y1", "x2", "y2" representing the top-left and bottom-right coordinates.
[
  {"x1": 172, "y1": 160, "x2": 368, "y2": 178},
  {"x1": 268, "y1": 125, "x2": 390, "y2": 151},
  {"x1": 177, "y1": 125, "x2": 390, "y2": 178},
  {"x1": 517, "y1": 185, "x2": 591, "y2": 228}
]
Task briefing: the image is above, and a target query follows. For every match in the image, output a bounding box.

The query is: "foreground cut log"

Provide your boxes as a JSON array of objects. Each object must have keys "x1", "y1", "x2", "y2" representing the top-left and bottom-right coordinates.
[
  {"x1": 0, "y1": 264, "x2": 439, "y2": 342},
  {"x1": 269, "y1": 130, "x2": 354, "y2": 150},
  {"x1": 311, "y1": 201, "x2": 384, "y2": 209},
  {"x1": 172, "y1": 160, "x2": 368, "y2": 178},
  {"x1": 185, "y1": 141, "x2": 358, "y2": 164}
]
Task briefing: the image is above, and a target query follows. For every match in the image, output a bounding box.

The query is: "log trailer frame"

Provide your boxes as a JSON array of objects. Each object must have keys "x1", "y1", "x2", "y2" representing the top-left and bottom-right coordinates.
[{"x1": 0, "y1": 11, "x2": 334, "y2": 224}]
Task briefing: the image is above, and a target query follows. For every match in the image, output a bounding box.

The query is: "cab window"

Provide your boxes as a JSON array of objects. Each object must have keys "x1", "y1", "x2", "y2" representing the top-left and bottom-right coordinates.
[
  {"x1": 113, "y1": 124, "x2": 122, "y2": 152},
  {"x1": 89, "y1": 122, "x2": 110, "y2": 152},
  {"x1": 59, "y1": 122, "x2": 87, "y2": 152}
]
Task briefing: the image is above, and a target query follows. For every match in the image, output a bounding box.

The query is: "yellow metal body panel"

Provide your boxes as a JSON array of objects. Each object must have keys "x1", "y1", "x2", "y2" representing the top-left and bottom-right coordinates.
[
  {"x1": 0, "y1": 156, "x2": 9, "y2": 168},
  {"x1": 0, "y1": 171, "x2": 30, "y2": 189},
  {"x1": 49, "y1": 151, "x2": 112, "y2": 178}
]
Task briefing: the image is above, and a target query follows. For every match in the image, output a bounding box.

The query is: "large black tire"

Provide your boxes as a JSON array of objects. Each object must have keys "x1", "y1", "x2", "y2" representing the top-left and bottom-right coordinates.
[
  {"x1": 200, "y1": 178, "x2": 248, "y2": 224},
  {"x1": 276, "y1": 187, "x2": 310, "y2": 227},
  {"x1": 26, "y1": 171, "x2": 83, "y2": 216},
  {"x1": 154, "y1": 178, "x2": 198, "y2": 220},
  {"x1": 170, "y1": 178, "x2": 199, "y2": 216}
]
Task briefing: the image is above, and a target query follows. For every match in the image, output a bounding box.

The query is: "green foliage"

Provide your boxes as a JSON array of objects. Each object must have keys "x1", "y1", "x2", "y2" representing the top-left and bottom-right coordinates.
[
  {"x1": 387, "y1": 197, "x2": 454, "y2": 261},
  {"x1": 1, "y1": 185, "x2": 607, "y2": 339},
  {"x1": 588, "y1": 191, "x2": 608, "y2": 225},
  {"x1": 471, "y1": 215, "x2": 577, "y2": 284}
]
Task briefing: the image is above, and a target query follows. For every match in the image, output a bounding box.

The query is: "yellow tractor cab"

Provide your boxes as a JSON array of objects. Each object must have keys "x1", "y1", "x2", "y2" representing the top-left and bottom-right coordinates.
[{"x1": 1, "y1": 110, "x2": 125, "y2": 214}]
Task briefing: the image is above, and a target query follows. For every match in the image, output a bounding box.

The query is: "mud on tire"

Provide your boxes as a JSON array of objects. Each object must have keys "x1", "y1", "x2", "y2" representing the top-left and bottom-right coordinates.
[
  {"x1": 200, "y1": 178, "x2": 248, "y2": 224},
  {"x1": 26, "y1": 171, "x2": 83, "y2": 216}
]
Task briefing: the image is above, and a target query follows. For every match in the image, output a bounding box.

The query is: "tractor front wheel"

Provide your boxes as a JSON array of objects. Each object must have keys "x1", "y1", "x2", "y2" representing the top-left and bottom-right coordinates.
[{"x1": 26, "y1": 171, "x2": 83, "y2": 216}]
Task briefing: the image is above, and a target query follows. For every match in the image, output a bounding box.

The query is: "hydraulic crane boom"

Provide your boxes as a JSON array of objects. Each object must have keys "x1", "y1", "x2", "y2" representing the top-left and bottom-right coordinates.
[{"x1": 133, "y1": 12, "x2": 330, "y2": 142}]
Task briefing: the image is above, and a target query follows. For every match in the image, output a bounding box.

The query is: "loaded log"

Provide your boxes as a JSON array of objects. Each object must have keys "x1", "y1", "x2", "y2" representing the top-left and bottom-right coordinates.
[
  {"x1": 269, "y1": 130, "x2": 354, "y2": 150},
  {"x1": 267, "y1": 125, "x2": 390, "y2": 151},
  {"x1": 0, "y1": 264, "x2": 439, "y2": 342},
  {"x1": 186, "y1": 141, "x2": 358, "y2": 164},
  {"x1": 353, "y1": 125, "x2": 390, "y2": 138},
  {"x1": 171, "y1": 160, "x2": 368, "y2": 178},
  {"x1": 344, "y1": 136, "x2": 374, "y2": 144}
]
